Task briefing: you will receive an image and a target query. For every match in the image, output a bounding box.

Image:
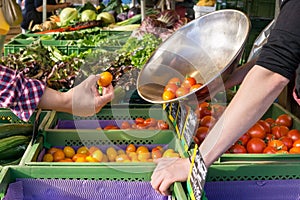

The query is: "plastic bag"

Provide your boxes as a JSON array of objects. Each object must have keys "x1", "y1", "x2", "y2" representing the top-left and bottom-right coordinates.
[{"x1": 0, "y1": 0, "x2": 23, "y2": 26}]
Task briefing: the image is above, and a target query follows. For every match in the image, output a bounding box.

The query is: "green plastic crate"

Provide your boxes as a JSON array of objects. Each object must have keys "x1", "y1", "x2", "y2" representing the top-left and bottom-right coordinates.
[
  {"x1": 4, "y1": 39, "x2": 33, "y2": 56},
  {"x1": 207, "y1": 162, "x2": 300, "y2": 182},
  {"x1": 216, "y1": 103, "x2": 300, "y2": 164},
  {"x1": 0, "y1": 108, "x2": 50, "y2": 125},
  {"x1": 43, "y1": 105, "x2": 174, "y2": 130},
  {"x1": 13, "y1": 33, "x2": 41, "y2": 40},
  {"x1": 0, "y1": 165, "x2": 187, "y2": 200},
  {"x1": 23, "y1": 129, "x2": 186, "y2": 166}
]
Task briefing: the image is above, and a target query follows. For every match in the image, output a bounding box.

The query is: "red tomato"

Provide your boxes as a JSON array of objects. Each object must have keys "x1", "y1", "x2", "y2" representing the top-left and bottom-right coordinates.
[
  {"x1": 257, "y1": 120, "x2": 271, "y2": 134},
  {"x1": 247, "y1": 123, "x2": 266, "y2": 139},
  {"x1": 135, "y1": 118, "x2": 145, "y2": 125},
  {"x1": 144, "y1": 118, "x2": 157, "y2": 127},
  {"x1": 121, "y1": 121, "x2": 131, "y2": 129},
  {"x1": 287, "y1": 129, "x2": 300, "y2": 141},
  {"x1": 181, "y1": 77, "x2": 197, "y2": 89},
  {"x1": 263, "y1": 146, "x2": 277, "y2": 154},
  {"x1": 268, "y1": 139, "x2": 287, "y2": 151},
  {"x1": 195, "y1": 126, "x2": 209, "y2": 144},
  {"x1": 275, "y1": 114, "x2": 292, "y2": 128},
  {"x1": 157, "y1": 120, "x2": 169, "y2": 130},
  {"x1": 236, "y1": 133, "x2": 251, "y2": 146},
  {"x1": 264, "y1": 118, "x2": 275, "y2": 126},
  {"x1": 175, "y1": 87, "x2": 189, "y2": 97},
  {"x1": 164, "y1": 83, "x2": 179, "y2": 94},
  {"x1": 246, "y1": 138, "x2": 266, "y2": 153},
  {"x1": 162, "y1": 90, "x2": 176, "y2": 101},
  {"x1": 289, "y1": 147, "x2": 300, "y2": 154},
  {"x1": 167, "y1": 77, "x2": 181, "y2": 86},
  {"x1": 229, "y1": 144, "x2": 247, "y2": 154},
  {"x1": 200, "y1": 115, "x2": 216, "y2": 128},
  {"x1": 279, "y1": 136, "x2": 293, "y2": 150},
  {"x1": 271, "y1": 125, "x2": 289, "y2": 139}
]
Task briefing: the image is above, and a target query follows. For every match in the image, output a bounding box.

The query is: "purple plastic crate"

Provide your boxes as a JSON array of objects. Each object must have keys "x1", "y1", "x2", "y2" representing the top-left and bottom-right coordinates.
[
  {"x1": 205, "y1": 179, "x2": 300, "y2": 200},
  {"x1": 4, "y1": 179, "x2": 168, "y2": 200},
  {"x1": 55, "y1": 120, "x2": 135, "y2": 129}
]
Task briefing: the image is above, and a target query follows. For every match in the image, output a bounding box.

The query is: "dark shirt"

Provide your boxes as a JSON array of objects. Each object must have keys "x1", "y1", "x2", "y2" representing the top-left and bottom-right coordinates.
[
  {"x1": 21, "y1": 0, "x2": 57, "y2": 30},
  {"x1": 256, "y1": 0, "x2": 300, "y2": 81}
]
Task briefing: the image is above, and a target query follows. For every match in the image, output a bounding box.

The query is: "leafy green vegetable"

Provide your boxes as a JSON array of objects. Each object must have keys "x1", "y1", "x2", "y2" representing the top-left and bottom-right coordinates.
[
  {"x1": 59, "y1": 8, "x2": 79, "y2": 27},
  {"x1": 120, "y1": 33, "x2": 162, "y2": 68}
]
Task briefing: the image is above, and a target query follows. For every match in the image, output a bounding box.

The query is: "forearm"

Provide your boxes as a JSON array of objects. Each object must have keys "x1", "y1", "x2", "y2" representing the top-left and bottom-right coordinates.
[
  {"x1": 224, "y1": 57, "x2": 258, "y2": 89},
  {"x1": 36, "y1": 4, "x2": 64, "y2": 12},
  {"x1": 200, "y1": 66, "x2": 289, "y2": 167},
  {"x1": 38, "y1": 87, "x2": 72, "y2": 113}
]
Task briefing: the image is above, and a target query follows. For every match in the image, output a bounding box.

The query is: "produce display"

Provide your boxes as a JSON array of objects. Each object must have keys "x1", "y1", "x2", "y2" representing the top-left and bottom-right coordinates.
[
  {"x1": 193, "y1": 101, "x2": 300, "y2": 154},
  {"x1": 41, "y1": 144, "x2": 180, "y2": 163},
  {"x1": 99, "y1": 118, "x2": 169, "y2": 130},
  {"x1": 227, "y1": 114, "x2": 300, "y2": 154}
]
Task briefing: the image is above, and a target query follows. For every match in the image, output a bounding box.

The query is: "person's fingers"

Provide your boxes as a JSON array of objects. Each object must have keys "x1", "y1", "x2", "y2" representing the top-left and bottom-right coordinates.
[{"x1": 151, "y1": 166, "x2": 164, "y2": 194}]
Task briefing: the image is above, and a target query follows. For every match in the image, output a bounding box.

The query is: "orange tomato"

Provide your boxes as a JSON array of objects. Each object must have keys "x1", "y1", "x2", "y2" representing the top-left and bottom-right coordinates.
[
  {"x1": 97, "y1": 71, "x2": 113, "y2": 87},
  {"x1": 77, "y1": 146, "x2": 89, "y2": 155},
  {"x1": 63, "y1": 146, "x2": 75, "y2": 158},
  {"x1": 162, "y1": 90, "x2": 175, "y2": 101},
  {"x1": 42, "y1": 153, "x2": 54, "y2": 162},
  {"x1": 47, "y1": 147, "x2": 61, "y2": 155},
  {"x1": 190, "y1": 83, "x2": 202, "y2": 92},
  {"x1": 53, "y1": 149, "x2": 65, "y2": 162},
  {"x1": 164, "y1": 83, "x2": 179, "y2": 94},
  {"x1": 72, "y1": 153, "x2": 87, "y2": 162},
  {"x1": 126, "y1": 144, "x2": 136, "y2": 153},
  {"x1": 136, "y1": 146, "x2": 149, "y2": 154}
]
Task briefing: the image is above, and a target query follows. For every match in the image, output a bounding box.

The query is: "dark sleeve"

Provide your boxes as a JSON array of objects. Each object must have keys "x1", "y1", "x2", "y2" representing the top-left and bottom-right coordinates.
[
  {"x1": 34, "y1": 0, "x2": 43, "y2": 8},
  {"x1": 256, "y1": 0, "x2": 300, "y2": 81}
]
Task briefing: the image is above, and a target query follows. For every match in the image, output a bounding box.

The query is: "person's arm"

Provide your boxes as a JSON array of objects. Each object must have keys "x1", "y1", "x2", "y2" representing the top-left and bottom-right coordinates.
[
  {"x1": 200, "y1": 65, "x2": 289, "y2": 166},
  {"x1": 35, "y1": 2, "x2": 71, "y2": 12},
  {"x1": 0, "y1": 65, "x2": 114, "y2": 121},
  {"x1": 150, "y1": 65, "x2": 289, "y2": 195},
  {"x1": 38, "y1": 75, "x2": 114, "y2": 117}
]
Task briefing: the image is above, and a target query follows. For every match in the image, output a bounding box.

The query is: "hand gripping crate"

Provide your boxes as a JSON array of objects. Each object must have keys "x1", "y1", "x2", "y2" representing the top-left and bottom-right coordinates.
[{"x1": 0, "y1": 165, "x2": 188, "y2": 200}]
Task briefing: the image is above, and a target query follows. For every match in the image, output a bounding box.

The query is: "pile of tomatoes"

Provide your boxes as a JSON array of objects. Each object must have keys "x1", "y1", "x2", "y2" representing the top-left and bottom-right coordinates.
[
  {"x1": 99, "y1": 117, "x2": 169, "y2": 130},
  {"x1": 162, "y1": 76, "x2": 203, "y2": 101},
  {"x1": 193, "y1": 101, "x2": 226, "y2": 146},
  {"x1": 227, "y1": 113, "x2": 300, "y2": 154},
  {"x1": 42, "y1": 144, "x2": 179, "y2": 163}
]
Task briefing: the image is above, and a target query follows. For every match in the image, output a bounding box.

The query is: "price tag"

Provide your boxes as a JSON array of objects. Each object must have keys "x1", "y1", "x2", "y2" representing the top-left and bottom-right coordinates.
[
  {"x1": 187, "y1": 147, "x2": 207, "y2": 200},
  {"x1": 175, "y1": 103, "x2": 188, "y2": 139},
  {"x1": 181, "y1": 107, "x2": 198, "y2": 151},
  {"x1": 169, "y1": 102, "x2": 179, "y2": 126}
]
